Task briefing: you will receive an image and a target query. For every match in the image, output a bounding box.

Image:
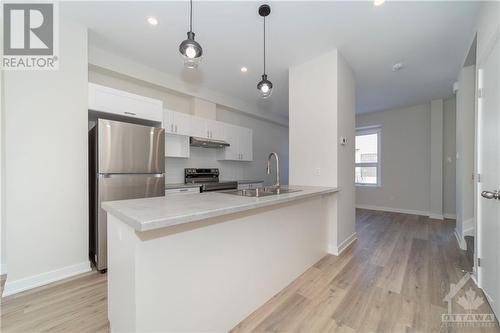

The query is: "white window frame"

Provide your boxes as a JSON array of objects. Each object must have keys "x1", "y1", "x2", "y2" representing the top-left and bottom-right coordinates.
[{"x1": 355, "y1": 125, "x2": 381, "y2": 187}]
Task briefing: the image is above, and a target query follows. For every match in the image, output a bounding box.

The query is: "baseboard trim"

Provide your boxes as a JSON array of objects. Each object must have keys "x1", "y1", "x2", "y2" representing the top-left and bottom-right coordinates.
[
  {"x1": 428, "y1": 213, "x2": 444, "y2": 220},
  {"x1": 355, "y1": 204, "x2": 429, "y2": 217},
  {"x1": 454, "y1": 229, "x2": 467, "y2": 250},
  {"x1": 444, "y1": 214, "x2": 457, "y2": 220},
  {"x1": 328, "y1": 232, "x2": 357, "y2": 256},
  {"x1": 3, "y1": 261, "x2": 91, "y2": 297}
]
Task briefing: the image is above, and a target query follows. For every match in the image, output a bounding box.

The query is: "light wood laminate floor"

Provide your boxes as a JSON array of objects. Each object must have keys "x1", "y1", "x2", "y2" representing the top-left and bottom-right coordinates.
[{"x1": 1, "y1": 209, "x2": 499, "y2": 332}]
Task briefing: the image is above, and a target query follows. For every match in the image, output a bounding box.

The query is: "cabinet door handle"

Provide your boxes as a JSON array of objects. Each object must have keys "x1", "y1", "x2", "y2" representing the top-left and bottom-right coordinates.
[
  {"x1": 124, "y1": 111, "x2": 136, "y2": 116},
  {"x1": 207, "y1": 130, "x2": 210, "y2": 138},
  {"x1": 175, "y1": 124, "x2": 178, "y2": 133},
  {"x1": 179, "y1": 189, "x2": 188, "y2": 192},
  {"x1": 170, "y1": 124, "x2": 174, "y2": 132}
]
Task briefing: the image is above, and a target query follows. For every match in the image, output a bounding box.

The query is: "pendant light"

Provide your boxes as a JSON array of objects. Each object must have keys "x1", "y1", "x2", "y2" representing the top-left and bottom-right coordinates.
[
  {"x1": 257, "y1": 4, "x2": 273, "y2": 98},
  {"x1": 179, "y1": 0, "x2": 203, "y2": 69}
]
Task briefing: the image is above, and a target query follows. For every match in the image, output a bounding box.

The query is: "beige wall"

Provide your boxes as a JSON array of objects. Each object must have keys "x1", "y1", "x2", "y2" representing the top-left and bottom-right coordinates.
[
  {"x1": 3, "y1": 19, "x2": 90, "y2": 294},
  {"x1": 289, "y1": 49, "x2": 356, "y2": 254},
  {"x1": 88, "y1": 67, "x2": 289, "y2": 185},
  {"x1": 356, "y1": 98, "x2": 456, "y2": 217}
]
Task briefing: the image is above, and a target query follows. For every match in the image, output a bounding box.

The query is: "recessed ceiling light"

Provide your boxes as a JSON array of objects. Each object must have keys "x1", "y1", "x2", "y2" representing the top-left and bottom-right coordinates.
[
  {"x1": 374, "y1": 0, "x2": 385, "y2": 6},
  {"x1": 240, "y1": 67, "x2": 248, "y2": 73},
  {"x1": 392, "y1": 62, "x2": 404, "y2": 72},
  {"x1": 147, "y1": 16, "x2": 158, "y2": 26}
]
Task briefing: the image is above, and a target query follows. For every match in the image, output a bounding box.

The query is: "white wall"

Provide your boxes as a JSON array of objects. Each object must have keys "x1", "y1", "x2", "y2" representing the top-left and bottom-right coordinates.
[
  {"x1": 1, "y1": 53, "x2": 5, "y2": 275},
  {"x1": 455, "y1": 65, "x2": 476, "y2": 238},
  {"x1": 443, "y1": 97, "x2": 457, "y2": 218},
  {"x1": 356, "y1": 103, "x2": 431, "y2": 214},
  {"x1": 475, "y1": 1, "x2": 500, "y2": 64},
  {"x1": 3, "y1": 19, "x2": 90, "y2": 294},
  {"x1": 88, "y1": 68, "x2": 289, "y2": 185},
  {"x1": 289, "y1": 49, "x2": 356, "y2": 254},
  {"x1": 336, "y1": 53, "x2": 356, "y2": 247},
  {"x1": 429, "y1": 99, "x2": 444, "y2": 219},
  {"x1": 356, "y1": 98, "x2": 457, "y2": 217}
]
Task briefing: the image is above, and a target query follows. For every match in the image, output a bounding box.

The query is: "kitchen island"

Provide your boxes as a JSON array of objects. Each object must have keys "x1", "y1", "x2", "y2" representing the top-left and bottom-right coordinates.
[{"x1": 102, "y1": 185, "x2": 340, "y2": 332}]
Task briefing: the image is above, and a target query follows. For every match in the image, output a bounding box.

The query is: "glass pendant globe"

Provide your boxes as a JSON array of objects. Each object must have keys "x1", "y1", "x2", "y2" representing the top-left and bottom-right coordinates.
[
  {"x1": 179, "y1": 32, "x2": 203, "y2": 69},
  {"x1": 257, "y1": 74, "x2": 273, "y2": 98}
]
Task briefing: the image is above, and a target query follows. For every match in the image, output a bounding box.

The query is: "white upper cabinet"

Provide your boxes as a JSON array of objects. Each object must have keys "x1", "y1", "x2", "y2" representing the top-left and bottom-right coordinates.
[
  {"x1": 163, "y1": 109, "x2": 193, "y2": 136},
  {"x1": 239, "y1": 127, "x2": 253, "y2": 161},
  {"x1": 206, "y1": 119, "x2": 224, "y2": 140},
  {"x1": 190, "y1": 117, "x2": 224, "y2": 140},
  {"x1": 217, "y1": 124, "x2": 253, "y2": 161},
  {"x1": 88, "y1": 83, "x2": 163, "y2": 122},
  {"x1": 162, "y1": 108, "x2": 253, "y2": 161},
  {"x1": 219, "y1": 124, "x2": 240, "y2": 160}
]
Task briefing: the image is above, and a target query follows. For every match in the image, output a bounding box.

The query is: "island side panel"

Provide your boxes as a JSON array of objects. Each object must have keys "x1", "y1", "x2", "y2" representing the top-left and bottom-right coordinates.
[
  {"x1": 107, "y1": 215, "x2": 138, "y2": 332},
  {"x1": 131, "y1": 195, "x2": 329, "y2": 332}
]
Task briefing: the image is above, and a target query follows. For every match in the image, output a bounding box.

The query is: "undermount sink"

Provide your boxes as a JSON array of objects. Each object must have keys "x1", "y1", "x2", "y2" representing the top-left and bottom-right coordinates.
[{"x1": 222, "y1": 187, "x2": 302, "y2": 198}]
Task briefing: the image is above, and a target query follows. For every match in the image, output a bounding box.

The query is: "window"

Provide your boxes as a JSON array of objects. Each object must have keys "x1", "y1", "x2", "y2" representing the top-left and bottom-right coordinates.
[{"x1": 355, "y1": 126, "x2": 381, "y2": 186}]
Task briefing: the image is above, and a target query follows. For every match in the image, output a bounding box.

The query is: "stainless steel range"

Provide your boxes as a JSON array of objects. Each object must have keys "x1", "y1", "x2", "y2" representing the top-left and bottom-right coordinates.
[{"x1": 185, "y1": 168, "x2": 237, "y2": 192}]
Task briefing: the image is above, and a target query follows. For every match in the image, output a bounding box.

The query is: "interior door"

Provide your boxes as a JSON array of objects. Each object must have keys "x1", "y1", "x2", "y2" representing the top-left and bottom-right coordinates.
[{"x1": 477, "y1": 37, "x2": 500, "y2": 319}]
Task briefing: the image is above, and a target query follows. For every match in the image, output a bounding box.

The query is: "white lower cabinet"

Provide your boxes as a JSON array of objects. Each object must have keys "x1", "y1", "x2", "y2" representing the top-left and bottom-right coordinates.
[{"x1": 165, "y1": 187, "x2": 200, "y2": 196}]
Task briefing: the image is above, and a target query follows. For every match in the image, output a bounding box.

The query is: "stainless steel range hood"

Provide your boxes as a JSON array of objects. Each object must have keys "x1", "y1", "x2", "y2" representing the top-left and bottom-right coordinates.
[{"x1": 190, "y1": 136, "x2": 230, "y2": 148}]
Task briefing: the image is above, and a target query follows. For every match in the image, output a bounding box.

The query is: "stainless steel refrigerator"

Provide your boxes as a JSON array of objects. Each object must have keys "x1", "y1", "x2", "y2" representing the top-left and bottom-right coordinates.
[{"x1": 89, "y1": 119, "x2": 165, "y2": 272}]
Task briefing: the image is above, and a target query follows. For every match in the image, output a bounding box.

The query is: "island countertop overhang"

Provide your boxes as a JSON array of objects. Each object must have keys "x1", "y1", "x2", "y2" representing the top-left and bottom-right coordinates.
[{"x1": 102, "y1": 185, "x2": 340, "y2": 232}]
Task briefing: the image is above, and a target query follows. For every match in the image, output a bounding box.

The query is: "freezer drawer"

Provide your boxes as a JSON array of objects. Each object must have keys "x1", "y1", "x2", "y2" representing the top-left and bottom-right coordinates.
[
  {"x1": 94, "y1": 173, "x2": 164, "y2": 271},
  {"x1": 98, "y1": 119, "x2": 165, "y2": 174}
]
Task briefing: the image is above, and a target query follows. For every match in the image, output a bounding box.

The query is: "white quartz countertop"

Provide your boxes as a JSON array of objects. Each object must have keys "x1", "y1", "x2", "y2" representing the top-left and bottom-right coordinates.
[{"x1": 102, "y1": 186, "x2": 339, "y2": 232}]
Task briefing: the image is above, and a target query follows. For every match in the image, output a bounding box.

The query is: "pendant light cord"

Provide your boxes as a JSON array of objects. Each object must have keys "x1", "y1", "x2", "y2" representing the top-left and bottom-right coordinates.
[
  {"x1": 263, "y1": 16, "x2": 266, "y2": 75},
  {"x1": 189, "y1": 0, "x2": 193, "y2": 32}
]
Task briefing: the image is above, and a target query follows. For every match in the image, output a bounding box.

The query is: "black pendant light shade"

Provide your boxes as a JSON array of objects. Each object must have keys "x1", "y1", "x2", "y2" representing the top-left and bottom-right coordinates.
[
  {"x1": 179, "y1": 0, "x2": 203, "y2": 69},
  {"x1": 257, "y1": 4, "x2": 273, "y2": 98},
  {"x1": 257, "y1": 74, "x2": 273, "y2": 97}
]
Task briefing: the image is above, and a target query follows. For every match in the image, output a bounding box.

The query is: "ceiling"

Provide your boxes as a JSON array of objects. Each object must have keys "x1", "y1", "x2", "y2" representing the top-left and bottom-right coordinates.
[{"x1": 64, "y1": 1, "x2": 479, "y2": 118}]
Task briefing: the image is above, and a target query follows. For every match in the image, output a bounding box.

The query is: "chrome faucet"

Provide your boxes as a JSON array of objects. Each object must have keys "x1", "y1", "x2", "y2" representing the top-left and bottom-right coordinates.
[{"x1": 266, "y1": 152, "x2": 280, "y2": 188}]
